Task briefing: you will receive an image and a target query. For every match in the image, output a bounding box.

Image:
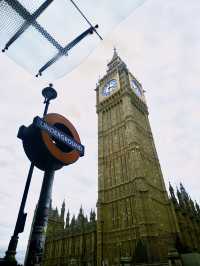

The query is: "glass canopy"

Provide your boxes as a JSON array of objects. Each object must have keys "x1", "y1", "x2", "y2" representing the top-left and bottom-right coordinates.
[{"x1": 0, "y1": 0, "x2": 147, "y2": 80}]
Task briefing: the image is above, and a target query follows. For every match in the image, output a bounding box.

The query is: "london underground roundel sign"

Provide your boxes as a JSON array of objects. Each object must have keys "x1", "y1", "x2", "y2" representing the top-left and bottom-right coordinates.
[
  {"x1": 18, "y1": 113, "x2": 84, "y2": 171},
  {"x1": 39, "y1": 113, "x2": 84, "y2": 165}
]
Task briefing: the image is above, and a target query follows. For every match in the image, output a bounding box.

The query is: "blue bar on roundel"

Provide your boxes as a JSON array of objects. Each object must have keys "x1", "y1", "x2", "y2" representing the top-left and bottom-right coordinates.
[{"x1": 33, "y1": 116, "x2": 84, "y2": 156}]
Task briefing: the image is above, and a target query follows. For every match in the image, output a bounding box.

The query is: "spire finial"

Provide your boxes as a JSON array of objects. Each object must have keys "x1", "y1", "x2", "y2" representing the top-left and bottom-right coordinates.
[
  {"x1": 109, "y1": 46, "x2": 119, "y2": 63},
  {"x1": 113, "y1": 46, "x2": 118, "y2": 57}
]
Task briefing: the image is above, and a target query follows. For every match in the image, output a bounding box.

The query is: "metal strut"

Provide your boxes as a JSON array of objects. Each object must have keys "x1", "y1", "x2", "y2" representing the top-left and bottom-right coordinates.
[
  {"x1": 36, "y1": 24, "x2": 99, "y2": 77},
  {"x1": 70, "y1": 0, "x2": 103, "y2": 40}
]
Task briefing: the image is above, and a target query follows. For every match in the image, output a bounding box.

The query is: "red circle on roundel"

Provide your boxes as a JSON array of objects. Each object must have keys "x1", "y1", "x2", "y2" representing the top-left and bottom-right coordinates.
[{"x1": 41, "y1": 113, "x2": 81, "y2": 165}]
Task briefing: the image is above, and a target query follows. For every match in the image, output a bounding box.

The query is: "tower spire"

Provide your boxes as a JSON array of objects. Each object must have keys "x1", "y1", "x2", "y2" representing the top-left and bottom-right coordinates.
[{"x1": 107, "y1": 48, "x2": 126, "y2": 71}]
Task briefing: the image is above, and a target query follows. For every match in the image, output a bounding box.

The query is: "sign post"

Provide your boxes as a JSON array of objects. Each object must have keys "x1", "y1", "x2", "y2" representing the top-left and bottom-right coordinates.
[
  {"x1": 24, "y1": 169, "x2": 55, "y2": 266},
  {"x1": 15, "y1": 91, "x2": 84, "y2": 266},
  {"x1": 4, "y1": 84, "x2": 57, "y2": 265}
]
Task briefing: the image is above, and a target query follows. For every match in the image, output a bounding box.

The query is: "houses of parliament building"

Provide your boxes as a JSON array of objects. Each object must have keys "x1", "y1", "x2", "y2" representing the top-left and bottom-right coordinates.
[{"x1": 42, "y1": 50, "x2": 200, "y2": 266}]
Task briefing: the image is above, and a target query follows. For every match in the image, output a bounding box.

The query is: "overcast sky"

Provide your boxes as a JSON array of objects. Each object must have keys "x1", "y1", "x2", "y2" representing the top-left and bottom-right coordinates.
[{"x1": 0, "y1": 0, "x2": 200, "y2": 263}]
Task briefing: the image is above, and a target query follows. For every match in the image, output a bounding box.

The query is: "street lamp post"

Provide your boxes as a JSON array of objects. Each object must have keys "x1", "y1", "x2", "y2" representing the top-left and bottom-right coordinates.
[
  {"x1": 24, "y1": 168, "x2": 55, "y2": 265},
  {"x1": 4, "y1": 84, "x2": 57, "y2": 265},
  {"x1": 15, "y1": 88, "x2": 84, "y2": 266}
]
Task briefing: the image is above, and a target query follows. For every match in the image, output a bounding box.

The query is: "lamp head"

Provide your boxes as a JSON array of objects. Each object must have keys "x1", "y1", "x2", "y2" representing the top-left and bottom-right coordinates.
[{"x1": 42, "y1": 84, "x2": 57, "y2": 103}]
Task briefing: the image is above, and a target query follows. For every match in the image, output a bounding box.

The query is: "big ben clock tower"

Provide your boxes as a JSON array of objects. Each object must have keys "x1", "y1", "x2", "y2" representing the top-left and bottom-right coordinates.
[{"x1": 96, "y1": 49, "x2": 177, "y2": 265}]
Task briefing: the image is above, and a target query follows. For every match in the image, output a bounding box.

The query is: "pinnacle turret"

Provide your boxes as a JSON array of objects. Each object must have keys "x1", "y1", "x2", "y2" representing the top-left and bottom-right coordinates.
[
  {"x1": 180, "y1": 183, "x2": 189, "y2": 201},
  {"x1": 70, "y1": 215, "x2": 76, "y2": 232},
  {"x1": 169, "y1": 182, "x2": 175, "y2": 198},
  {"x1": 168, "y1": 183, "x2": 200, "y2": 218},
  {"x1": 65, "y1": 210, "x2": 70, "y2": 228},
  {"x1": 90, "y1": 209, "x2": 96, "y2": 223},
  {"x1": 61, "y1": 200, "x2": 65, "y2": 219},
  {"x1": 169, "y1": 182, "x2": 178, "y2": 205}
]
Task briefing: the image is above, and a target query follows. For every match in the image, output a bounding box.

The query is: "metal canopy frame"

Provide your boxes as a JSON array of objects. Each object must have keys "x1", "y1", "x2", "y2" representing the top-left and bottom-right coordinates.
[
  {"x1": 1, "y1": 0, "x2": 102, "y2": 77},
  {"x1": 36, "y1": 24, "x2": 99, "y2": 77}
]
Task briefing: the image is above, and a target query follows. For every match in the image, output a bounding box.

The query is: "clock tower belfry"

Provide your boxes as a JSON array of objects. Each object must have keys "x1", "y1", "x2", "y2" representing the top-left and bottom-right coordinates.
[{"x1": 95, "y1": 50, "x2": 177, "y2": 265}]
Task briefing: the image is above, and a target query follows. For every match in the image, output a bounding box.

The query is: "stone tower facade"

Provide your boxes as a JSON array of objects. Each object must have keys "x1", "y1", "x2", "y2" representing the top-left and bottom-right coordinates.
[{"x1": 96, "y1": 49, "x2": 177, "y2": 265}]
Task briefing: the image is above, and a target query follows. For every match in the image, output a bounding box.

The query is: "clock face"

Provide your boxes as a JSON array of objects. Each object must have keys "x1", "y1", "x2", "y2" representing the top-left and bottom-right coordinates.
[
  {"x1": 102, "y1": 79, "x2": 117, "y2": 96},
  {"x1": 131, "y1": 79, "x2": 142, "y2": 97}
]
